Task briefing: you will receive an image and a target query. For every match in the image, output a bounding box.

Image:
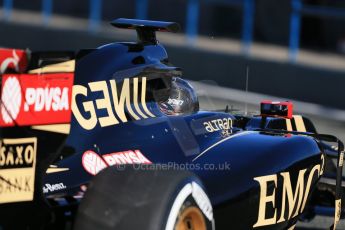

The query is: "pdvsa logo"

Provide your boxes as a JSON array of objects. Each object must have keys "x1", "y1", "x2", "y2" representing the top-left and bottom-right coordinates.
[
  {"x1": 1, "y1": 76, "x2": 22, "y2": 124},
  {"x1": 0, "y1": 74, "x2": 73, "y2": 126},
  {"x1": 82, "y1": 150, "x2": 151, "y2": 175},
  {"x1": 24, "y1": 87, "x2": 69, "y2": 112}
]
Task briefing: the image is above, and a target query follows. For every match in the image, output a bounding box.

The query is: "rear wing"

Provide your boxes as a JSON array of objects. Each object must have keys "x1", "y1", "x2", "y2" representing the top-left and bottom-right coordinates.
[
  {"x1": 0, "y1": 48, "x2": 75, "y2": 227},
  {"x1": 0, "y1": 48, "x2": 75, "y2": 127},
  {"x1": 111, "y1": 18, "x2": 180, "y2": 44}
]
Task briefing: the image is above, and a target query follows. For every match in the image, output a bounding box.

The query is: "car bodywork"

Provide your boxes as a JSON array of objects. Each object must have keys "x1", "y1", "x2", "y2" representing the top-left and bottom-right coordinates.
[{"x1": 0, "y1": 18, "x2": 343, "y2": 229}]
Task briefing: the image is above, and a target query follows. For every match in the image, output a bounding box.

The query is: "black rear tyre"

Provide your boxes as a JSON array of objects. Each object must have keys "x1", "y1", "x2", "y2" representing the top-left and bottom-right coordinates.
[{"x1": 74, "y1": 165, "x2": 214, "y2": 230}]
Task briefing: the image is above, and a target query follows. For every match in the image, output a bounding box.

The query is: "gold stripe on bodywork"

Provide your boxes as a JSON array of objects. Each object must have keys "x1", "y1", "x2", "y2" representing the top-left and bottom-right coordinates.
[
  {"x1": 339, "y1": 151, "x2": 344, "y2": 167},
  {"x1": 141, "y1": 77, "x2": 155, "y2": 118},
  {"x1": 293, "y1": 115, "x2": 306, "y2": 132},
  {"x1": 123, "y1": 79, "x2": 140, "y2": 120},
  {"x1": 28, "y1": 60, "x2": 75, "y2": 74},
  {"x1": 133, "y1": 78, "x2": 148, "y2": 119},
  {"x1": 31, "y1": 124, "x2": 71, "y2": 134},
  {"x1": 288, "y1": 224, "x2": 296, "y2": 230},
  {"x1": 333, "y1": 199, "x2": 341, "y2": 230},
  {"x1": 46, "y1": 168, "x2": 69, "y2": 174},
  {"x1": 285, "y1": 119, "x2": 293, "y2": 131}
]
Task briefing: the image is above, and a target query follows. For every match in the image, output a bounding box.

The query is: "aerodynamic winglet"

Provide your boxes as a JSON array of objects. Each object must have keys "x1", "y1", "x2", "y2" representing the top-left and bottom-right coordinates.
[{"x1": 111, "y1": 18, "x2": 180, "y2": 44}]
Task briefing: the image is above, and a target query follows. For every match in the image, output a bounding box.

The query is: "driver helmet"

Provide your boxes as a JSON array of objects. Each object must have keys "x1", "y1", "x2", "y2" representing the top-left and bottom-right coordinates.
[{"x1": 158, "y1": 77, "x2": 199, "y2": 115}]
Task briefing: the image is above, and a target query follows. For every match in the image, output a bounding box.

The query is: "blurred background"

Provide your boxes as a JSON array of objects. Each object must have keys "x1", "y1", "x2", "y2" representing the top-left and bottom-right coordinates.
[{"x1": 0, "y1": 1, "x2": 345, "y2": 228}]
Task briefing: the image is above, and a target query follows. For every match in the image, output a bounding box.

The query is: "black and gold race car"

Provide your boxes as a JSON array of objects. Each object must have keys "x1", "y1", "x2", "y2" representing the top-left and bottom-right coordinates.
[{"x1": 0, "y1": 19, "x2": 343, "y2": 230}]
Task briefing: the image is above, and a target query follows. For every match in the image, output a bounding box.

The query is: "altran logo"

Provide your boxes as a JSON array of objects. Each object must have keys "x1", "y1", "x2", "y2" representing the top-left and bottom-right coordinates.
[{"x1": 1, "y1": 77, "x2": 22, "y2": 123}]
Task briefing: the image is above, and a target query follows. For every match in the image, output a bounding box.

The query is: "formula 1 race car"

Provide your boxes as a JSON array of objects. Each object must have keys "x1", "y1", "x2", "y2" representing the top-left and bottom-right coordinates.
[{"x1": 0, "y1": 18, "x2": 344, "y2": 230}]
